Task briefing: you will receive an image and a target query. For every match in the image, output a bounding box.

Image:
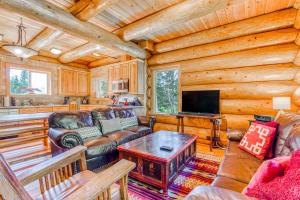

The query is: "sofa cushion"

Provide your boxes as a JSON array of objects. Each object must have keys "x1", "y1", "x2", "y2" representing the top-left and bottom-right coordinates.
[
  {"x1": 114, "y1": 108, "x2": 135, "y2": 118},
  {"x1": 226, "y1": 141, "x2": 260, "y2": 159},
  {"x1": 217, "y1": 155, "x2": 263, "y2": 184},
  {"x1": 275, "y1": 112, "x2": 300, "y2": 157},
  {"x1": 53, "y1": 113, "x2": 84, "y2": 130},
  {"x1": 105, "y1": 130, "x2": 138, "y2": 145},
  {"x1": 91, "y1": 108, "x2": 116, "y2": 131},
  {"x1": 120, "y1": 116, "x2": 138, "y2": 129},
  {"x1": 84, "y1": 136, "x2": 117, "y2": 158},
  {"x1": 126, "y1": 126, "x2": 151, "y2": 137},
  {"x1": 74, "y1": 126, "x2": 102, "y2": 140},
  {"x1": 211, "y1": 176, "x2": 248, "y2": 193},
  {"x1": 100, "y1": 118, "x2": 122, "y2": 134}
]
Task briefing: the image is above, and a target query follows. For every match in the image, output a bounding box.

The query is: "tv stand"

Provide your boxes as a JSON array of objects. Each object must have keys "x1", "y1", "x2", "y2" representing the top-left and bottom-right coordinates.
[{"x1": 174, "y1": 113, "x2": 225, "y2": 151}]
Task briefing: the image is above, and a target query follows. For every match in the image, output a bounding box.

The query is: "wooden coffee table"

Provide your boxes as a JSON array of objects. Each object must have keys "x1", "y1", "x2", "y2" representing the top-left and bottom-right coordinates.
[{"x1": 118, "y1": 130, "x2": 197, "y2": 194}]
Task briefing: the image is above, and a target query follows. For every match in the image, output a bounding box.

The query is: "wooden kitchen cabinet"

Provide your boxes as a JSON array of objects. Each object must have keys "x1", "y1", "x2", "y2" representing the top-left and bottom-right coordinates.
[
  {"x1": 77, "y1": 72, "x2": 89, "y2": 96},
  {"x1": 19, "y1": 108, "x2": 38, "y2": 114},
  {"x1": 107, "y1": 60, "x2": 144, "y2": 94},
  {"x1": 59, "y1": 68, "x2": 90, "y2": 96},
  {"x1": 59, "y1": 69, "x2": 77, "y2": 96}
]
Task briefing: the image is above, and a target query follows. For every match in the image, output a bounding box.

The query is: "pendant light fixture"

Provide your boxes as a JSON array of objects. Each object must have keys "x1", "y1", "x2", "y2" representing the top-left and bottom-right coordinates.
[{"x1": 2, "y1": 18, "x2": 38, "y2": 59}]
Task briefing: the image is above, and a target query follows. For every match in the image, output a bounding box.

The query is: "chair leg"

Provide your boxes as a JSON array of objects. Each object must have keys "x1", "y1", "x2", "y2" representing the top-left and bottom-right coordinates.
[{"x1": 119, "y1": 175, "x2": 129, "y2": 200}]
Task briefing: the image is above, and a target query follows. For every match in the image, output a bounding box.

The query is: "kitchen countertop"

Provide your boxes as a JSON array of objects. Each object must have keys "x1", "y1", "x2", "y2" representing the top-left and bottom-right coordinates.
[
  {"x1": 0, "y1": 105, "x2": 69, "y2": 109},
  {"x1": 0, "y1": 104, "x2": 145, "y2": 109}
]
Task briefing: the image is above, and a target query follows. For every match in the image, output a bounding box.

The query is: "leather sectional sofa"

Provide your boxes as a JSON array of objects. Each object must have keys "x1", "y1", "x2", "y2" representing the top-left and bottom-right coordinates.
[
  {"x1": 185, "y1": 112, "x2": 300, "y2": 199},
  {"x1": 48, "y1": 107, "x2": 155, "y2": 170}
]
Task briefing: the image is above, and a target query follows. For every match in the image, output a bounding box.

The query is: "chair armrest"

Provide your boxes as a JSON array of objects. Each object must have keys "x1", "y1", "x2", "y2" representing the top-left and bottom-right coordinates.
[
  {"x1": 227, "y1": 129, "x2": 246, "y2": 142},
  {"x1": 63, "y1": 159, "x2": 136, "y2": 200},
  {"x1": 184, "y1": 186, "x2": 254, "y2": 200},
  {"x1": 138, "y1": 116, "x2": 156, "y2": 132},
  {"x1": 49, "y1": 128, "x2": 83, "y2": 149},
  {"x1": 18, "y1": 146, "x2": 87, "y2": 185}
]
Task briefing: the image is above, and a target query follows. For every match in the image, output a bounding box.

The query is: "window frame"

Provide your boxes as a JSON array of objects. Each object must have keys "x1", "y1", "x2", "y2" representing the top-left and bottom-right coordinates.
[
  {"x1": 7, "y1": 64, "x2": 51, "y2": 96},
  {"x1": 152, "y1": 67, "x2": 180, "y2": 114}
]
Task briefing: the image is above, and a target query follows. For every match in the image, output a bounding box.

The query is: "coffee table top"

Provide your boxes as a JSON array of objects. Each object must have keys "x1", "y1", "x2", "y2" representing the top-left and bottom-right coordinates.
[{"x1": 118, "y1": 131, "x2": 197, "y2": 162}]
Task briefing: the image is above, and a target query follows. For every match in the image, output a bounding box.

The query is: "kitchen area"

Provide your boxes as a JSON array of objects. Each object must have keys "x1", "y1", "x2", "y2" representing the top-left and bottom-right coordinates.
[{"x1": 0, "y1": 58, "x2": 146, "y2": 116}]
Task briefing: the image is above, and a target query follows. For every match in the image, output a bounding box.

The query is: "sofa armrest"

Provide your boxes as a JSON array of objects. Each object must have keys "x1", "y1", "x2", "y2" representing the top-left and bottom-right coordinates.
[
  {"x1": 227, "y1": 129, "x2": 246, "y2": 142},
  {"x1": 184, "y1": 186, "x2": 254, "y2": 200},
  {"x1": 137, "y1": 116, "x2": 156, "y2": 132},
  {"x1": 49, "y1": 128, "x2": 83, "y2": 149}
]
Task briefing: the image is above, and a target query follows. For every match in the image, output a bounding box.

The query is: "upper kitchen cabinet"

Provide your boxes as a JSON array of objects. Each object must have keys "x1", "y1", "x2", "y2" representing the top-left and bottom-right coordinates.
[
  {"x1": 59, "y1": 67, "x2": 89, "y2": 97},
  {"x1": 77, "y1": 72, "x2": 89, "y2": 96},
  {"x1": 107, "y1": 59, "x2": 145, "y2": 94}
]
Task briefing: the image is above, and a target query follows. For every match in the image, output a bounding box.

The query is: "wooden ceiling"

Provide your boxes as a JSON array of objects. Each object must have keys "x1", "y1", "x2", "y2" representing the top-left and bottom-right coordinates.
[{"x1": 0, "y1": 0, "x2": 296, "y2": 68}]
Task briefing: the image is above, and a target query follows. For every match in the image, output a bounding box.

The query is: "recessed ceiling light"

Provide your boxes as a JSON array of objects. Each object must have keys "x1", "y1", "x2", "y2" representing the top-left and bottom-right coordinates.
[
  {"x1": 50, "y1": 48, "x2": 62, "y2": 55},
  {"x1": 93, "y1": 52, "x2": 101, "y2": 57}
]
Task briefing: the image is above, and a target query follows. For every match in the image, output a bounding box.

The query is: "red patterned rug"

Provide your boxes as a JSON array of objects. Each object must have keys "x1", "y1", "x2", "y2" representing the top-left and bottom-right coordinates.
[{"x1": 112, "y1": 153, "x2": 222, "y2": 199}]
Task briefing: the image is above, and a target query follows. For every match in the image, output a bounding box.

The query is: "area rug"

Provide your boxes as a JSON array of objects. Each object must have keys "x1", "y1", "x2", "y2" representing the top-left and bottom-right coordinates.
[{"x1": 112, "y1": 153, "x2": 222, "y2": 200}]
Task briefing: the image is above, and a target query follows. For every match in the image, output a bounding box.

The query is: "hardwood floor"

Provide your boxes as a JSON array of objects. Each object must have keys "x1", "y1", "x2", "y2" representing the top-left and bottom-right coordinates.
[{"x1": 196, "y1": 142, "x2": 225, "y2": 157}]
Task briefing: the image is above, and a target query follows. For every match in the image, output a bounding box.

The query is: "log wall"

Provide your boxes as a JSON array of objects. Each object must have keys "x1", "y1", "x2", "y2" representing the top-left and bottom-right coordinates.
[{"x1": 147, "y1": 8, "x2": 300, "y2": 144}]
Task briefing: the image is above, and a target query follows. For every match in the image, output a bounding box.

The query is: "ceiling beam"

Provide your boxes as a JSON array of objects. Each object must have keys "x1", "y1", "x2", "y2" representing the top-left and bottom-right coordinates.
[
  {"x1": 0, "y1": 0, "x2": 148, "y2": 59},
  {"x1": 26, "y1": 0, "x2": 88, "y2": 51},
  {"x1": 89, "y1": 56, "x2": 122, "y2": 68},
  {"x1": 59, "y1": 43, "x2": 101, "y2": 63},
  {"x1": 117, "y1": 0, "x2": 245, "y2": 41},
  {"x1": 27, "y1": 28, "x2": 62, "y2": 50},
  {"x1": 75, "y1": 0, "x2": 120, "y2": 21}
]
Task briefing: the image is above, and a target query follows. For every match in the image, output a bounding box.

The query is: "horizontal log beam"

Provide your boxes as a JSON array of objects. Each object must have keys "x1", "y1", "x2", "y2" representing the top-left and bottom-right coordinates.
[
  {"x1": 224, "y1": 114, "x2": 254, "y2": 129},
  {"x1": 181, "y1": 63, "x2": 300, "y2": 85},
  {"x1": 89, "y1": 57, "x2": 122, "y2": 68},
  {"x1": 182, "y1": 81, "x2": 298, "y2": 99},
  {"x1": 151, "y1": 44, "x2": 299, "y2": 72},
  {"x1": 27, "y1": 28, "x2": 62, "y2": 50},
  {"x1": 59, "y1": 43, "x2": 101, "y2": 63},
  {"x1": 154, "y1": 8, "x2": 297, "y2": 53},
  {"x1": 75, "y1": 0, "x2": 120, "y2": 21},
  {"x1": 119, "y1": 0, "x2": 244, "y2": 41},
  {"x1": 149, "y1": 28, "x2": 298, "y2": 65},
  {"x1": 221, "y1": 99, "x2": 298, "y2": 115},
  {"x1": 26, "y1": 0, "x2": 89, "y2": 51},
  {"x1": 0, "y1": 0, "x2": 148, "y2": 59}
]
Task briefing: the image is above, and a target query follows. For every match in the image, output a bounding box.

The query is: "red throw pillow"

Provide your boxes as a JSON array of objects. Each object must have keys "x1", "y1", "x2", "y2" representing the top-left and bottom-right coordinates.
[
  {"x1": 239, "y1": 123, "x2": 277, "y2": 160},
  {"x1": 242, "y1": 156, "x2": 290, "y2": 195},
  {"x1": 254, "y1": 121, "x2": 279, "y2": 158},
  {"x1": 245, "y1": 149, "x2": 300, "y2": 200}
]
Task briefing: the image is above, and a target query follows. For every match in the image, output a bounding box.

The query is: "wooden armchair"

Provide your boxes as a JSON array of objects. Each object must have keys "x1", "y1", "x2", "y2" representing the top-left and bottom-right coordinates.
[{"x1": 0, "y1": 146, "x2": 135, "y2": 200}]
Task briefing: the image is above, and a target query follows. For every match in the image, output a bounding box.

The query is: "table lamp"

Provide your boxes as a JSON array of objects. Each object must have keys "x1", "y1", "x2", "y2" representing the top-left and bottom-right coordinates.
[{"x1": 272, "y1": 97, "x2": 291, "y2": 120}]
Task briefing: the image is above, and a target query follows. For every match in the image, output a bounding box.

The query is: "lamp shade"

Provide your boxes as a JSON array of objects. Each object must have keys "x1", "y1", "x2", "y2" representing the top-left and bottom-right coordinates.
[
  {"x1": 272, "y1": 97, "x2": 291, "y2": 110},
  {"x1": 2, "y1": 45, "x2": 38, "y2": 59}
]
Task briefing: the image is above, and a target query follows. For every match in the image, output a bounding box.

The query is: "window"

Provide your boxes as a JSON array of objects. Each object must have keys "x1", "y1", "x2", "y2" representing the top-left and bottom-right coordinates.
[
  {"x1": 154, "y1": 69, "x2": 179, "y2": 114},
  {"x1": 92, "y1": 78, "x2": 108, "y2": 98},
  {"x1": 9, "y1": 68, "x2": 50, "y2": 95}
]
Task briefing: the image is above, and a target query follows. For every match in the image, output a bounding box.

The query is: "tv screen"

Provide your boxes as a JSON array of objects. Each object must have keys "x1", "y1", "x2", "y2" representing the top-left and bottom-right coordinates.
[{"x1": 182, "y1": 90, "x2": 220, "y2": 114}]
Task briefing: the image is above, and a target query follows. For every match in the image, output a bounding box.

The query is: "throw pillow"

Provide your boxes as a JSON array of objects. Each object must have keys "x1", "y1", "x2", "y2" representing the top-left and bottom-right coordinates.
[
  {"x1": 242, "y1": 156, "x2": 290, "y2": 195},
  {"x1": 254, "y1": 121, "x2": 279, "y2": 158},
  {"x1": 100, "y1": 118, "x2": 122, "y2": 134},
  {"x1": 74, "y1": 126, "x2": 102, "y2": 140},
  {"x1": 239, "y1": 123, "x2": 277, "y2": 160},
  {"x1": 245, "y1": 149, "x2": 300, "y2": 200},
  {"x1": 120, "y1": 116, "x2": 138, "y2": 129},
  {"x1": 55, "y1": 115, "x2": 84, "y2": 130}
]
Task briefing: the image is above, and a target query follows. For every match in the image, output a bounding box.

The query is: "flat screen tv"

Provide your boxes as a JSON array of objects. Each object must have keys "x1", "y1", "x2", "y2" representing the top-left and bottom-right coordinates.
[{"x1": 182, "y1": 90, "x2": 220, "y2": 114}]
